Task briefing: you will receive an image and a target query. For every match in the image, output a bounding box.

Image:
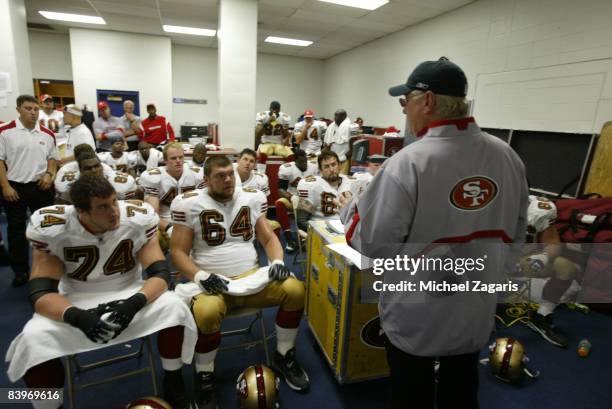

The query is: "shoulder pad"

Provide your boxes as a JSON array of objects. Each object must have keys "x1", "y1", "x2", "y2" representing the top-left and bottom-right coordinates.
[
  {"x1": 253, "y1": 171, "x2": 265, "y2": 177},
  {"x1": 27, "y1": 205, "x2": 70, "y2": 244},
  {"x1": 191, "y1": 166, "x2": 201, "y2": 173},
  {"x1": 148, "y1": 168, "x2": 161, "y2": 175},
  {"x1": 346, "y1": 175, "x2": 357, "y2": 180},
  {"x1": 182, "y1": 191, "x2": 199, "y2": 199},
  {"x1": 282, "y1": 163, "x2": 292, "y2": 168},
  {"x1": 304, "y1": 175, "x2": 317, "y2": 183},
  {"x1": 122, "y1": 201, "x2": 158, "y2": 225},
  {"x1": 242, "y1": 187, "x2": 258, "y2": 193}
]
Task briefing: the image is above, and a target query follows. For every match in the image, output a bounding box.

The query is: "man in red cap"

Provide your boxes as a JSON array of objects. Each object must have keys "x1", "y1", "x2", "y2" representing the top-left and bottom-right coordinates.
[
  {"x1": 93, "y1": 101, "x2": 125, "y2": 152},
  {"x1": 293, "y1": 109, "x2": 328, "y2": 157},
  {"x1": 38, "y1": 94, "x2": 64, "y2": 136},
  {"x1": 141, "y1": 103, "x2": 175, "y2": 146}
]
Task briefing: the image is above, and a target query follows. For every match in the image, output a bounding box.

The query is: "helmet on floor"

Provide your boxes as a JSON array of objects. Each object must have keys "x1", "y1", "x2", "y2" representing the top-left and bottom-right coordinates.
[{"x1": 236, "y1": 364, "x2": 280, "y2": 409}]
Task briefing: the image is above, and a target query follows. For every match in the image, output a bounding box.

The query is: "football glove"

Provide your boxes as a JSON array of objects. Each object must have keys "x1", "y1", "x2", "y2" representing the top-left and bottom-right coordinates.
[
  {"x1": 268, "y1": 260, "x2": 290, "y2": 281},
  {"x1": 195, "y1": 270, "x2": 229, "y2": 295},
  {"x1": 104, "y1": 293, "x2": 148, "y2": 338},
  {"x1": 63, "y1": 306, "x2": 118, "y2": 344}
]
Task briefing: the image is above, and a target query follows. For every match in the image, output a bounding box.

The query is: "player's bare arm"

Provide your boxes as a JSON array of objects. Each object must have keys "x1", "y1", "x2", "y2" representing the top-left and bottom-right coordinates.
[
  {"x1": 170, "y1": 223, "x2": 199, "y2": 281},
  {"x1": 255, "y1": 215, "x2": 284, "y2": 262},
  {"x1": 29, "y1": 248, "x2": 71, "y2": 321}
]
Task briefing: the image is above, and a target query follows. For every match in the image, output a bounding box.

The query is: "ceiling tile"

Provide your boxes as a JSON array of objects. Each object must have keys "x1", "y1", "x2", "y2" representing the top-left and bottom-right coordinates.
[{"x1": 301, "y1": 0, "x2": 371, "y2": 19}]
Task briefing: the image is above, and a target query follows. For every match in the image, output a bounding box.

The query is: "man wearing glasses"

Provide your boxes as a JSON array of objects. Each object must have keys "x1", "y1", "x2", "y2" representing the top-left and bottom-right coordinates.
[{"x1": 344, "y1": 57, "x2": 529, "y2": 409}]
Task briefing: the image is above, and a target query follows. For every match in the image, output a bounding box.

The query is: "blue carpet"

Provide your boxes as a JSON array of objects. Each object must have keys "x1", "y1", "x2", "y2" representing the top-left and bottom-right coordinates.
[{"x1": 0, "y1": 225, "x2": 610, "y2": 408}]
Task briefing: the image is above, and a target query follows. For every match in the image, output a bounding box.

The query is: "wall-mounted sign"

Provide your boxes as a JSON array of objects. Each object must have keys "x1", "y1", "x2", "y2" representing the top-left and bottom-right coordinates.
[{"x1": 173, "y1": 97, "x2": 207, "y2": 105}]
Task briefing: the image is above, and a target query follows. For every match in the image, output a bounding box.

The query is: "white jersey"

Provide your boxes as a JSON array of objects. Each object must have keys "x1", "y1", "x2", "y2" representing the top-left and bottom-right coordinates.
[
  {"x1": 171, "y1": 188, "x2": 267, "y2": 277},
  {"x1": 293, "y1": 120, "x2": 327, "y2": 155},
  {"x1": 129, "y1": 149, "x2": 163, "y2": 175},
  {"x1": 297, "y1": 175, "x2": 353, "y2": 219},
  {"x1": 6, "y1": 200, "x2": 197, "y2": 383},
  {"x1": 256, "y1": 110, "x2": 291, "y2": 144},
  {"x1": 140, "y1": 164, "x2": 204, "y2": 219},
  {"x1": 348, "y1": 171, "x2": 374, "y2": 197},
  {"x1": 27, "y1": 201, "x2": 158, "y2": 291},
  {"x1": 233, "y1": 163, "x2": 270, "y2": 196},
  {"x1": 98, "y1": 152, "x2": 136, "y2": 173},
  {"x1": 278, "y1": 161, "x2": 319, "y2": 196},
  {"x1": 54, "y1": 166, "x2": 137, "y2": 202},
  {"x1": 526, "y1": 195, "x2": 557, "y2": 242},
  {"x1": 38, "y1": 110, "x2": 64, "y2": 134}
]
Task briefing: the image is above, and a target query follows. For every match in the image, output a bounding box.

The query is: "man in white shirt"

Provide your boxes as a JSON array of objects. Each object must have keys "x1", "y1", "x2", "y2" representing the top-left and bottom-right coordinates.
[
  {"x1": 61, "y1": 104, "x2": 95, "y2": 164},
  {"x1": 0, "y1": 95, "x2": 59, "y2": 286},
  {"x1": 293, "y1": 109, "x2": 327, "y2": 157},
  {"x1": 323, "y1": 109, "x2": 359, "y2": 174},
  {"x1": 120, "y1": 100, "x2": 142, "y2": 151}
]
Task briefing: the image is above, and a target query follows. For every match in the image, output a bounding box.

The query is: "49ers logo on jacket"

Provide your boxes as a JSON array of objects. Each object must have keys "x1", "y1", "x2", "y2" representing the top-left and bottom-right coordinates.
[{"x1": 449, "y1": 176, "x2": 498, "y2": 211}]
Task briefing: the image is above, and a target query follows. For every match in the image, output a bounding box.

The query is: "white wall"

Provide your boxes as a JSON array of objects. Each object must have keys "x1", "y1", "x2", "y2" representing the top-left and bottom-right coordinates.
[
  {"x1": 70, "y1": 28, "x2": 173, "y2": 122},
  {"x1": 172, "y1": 45, "x2": 325, "y2": 128},
  {"x1": 28, "y1": 31, "x2": 72, "y2": 80},
  {"x1": 323, "y1": 0, "x2": 612, "y2": 134}
]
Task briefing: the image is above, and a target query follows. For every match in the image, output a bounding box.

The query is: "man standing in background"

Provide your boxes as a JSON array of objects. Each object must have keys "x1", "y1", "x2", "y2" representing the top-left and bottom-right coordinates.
[
  {"x1": 38, "y1": 94, "x2": 65, "y2": 153},
  {"x1": 120, "y1": 100, "x2": 143, "y2": 151},
  {"x1": 0, "y1": 95, "x2": 59, "y2": 287},
  {"x1": 94, "y1": 101, "x2": 125, "y2": 152},
  {"x1": 324, "y1": 109, "x2": 359, "y2": 174},
  {"x1": 255, "y1": 101, "x2": 293, "y2": 173},
  {"x1": 141, "y1": 103, "x2": 175, "y2": 146},
  {"x1": 61, "y1": 104, "x2": 95, "y2": 164}
]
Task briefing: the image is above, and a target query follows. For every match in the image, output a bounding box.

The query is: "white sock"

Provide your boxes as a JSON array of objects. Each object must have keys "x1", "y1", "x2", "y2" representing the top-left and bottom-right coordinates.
[
  {"x1": 538, "y1": 300, "x2": 556, "y2": 316},
  {"x1": 256, "y1": 163, "x2": 266, "y2": 173},
  {"x1": 31, "y1": 397, "x2": 62, "y2": 409},
  {"x1": 161, "y1": 357, "x2": 182, "y2": 371},
  {"x1": 195, "y1": 349, "x2": 218, "y2": 373},
  {"x1": 276, "y1": 325, "x2": 298, "y2": 356}
]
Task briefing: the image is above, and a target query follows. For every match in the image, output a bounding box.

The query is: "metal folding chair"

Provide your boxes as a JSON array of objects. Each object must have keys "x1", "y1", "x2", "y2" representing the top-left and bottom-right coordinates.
[{"x1": 219, "y1": 307, "x2": 271, "y2": 365}]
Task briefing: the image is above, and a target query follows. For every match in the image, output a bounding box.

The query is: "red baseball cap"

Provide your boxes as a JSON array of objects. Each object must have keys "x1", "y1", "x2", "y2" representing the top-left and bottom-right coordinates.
[
  {"x1": 97, "y1": 101, "x2": 109, "y2": 111},
  {"x1": 39, "y1": 94, "x2": 53, "y2": 102},
  {"x1": 303, "y1": 109, "x2": 314, "y2": 118}
]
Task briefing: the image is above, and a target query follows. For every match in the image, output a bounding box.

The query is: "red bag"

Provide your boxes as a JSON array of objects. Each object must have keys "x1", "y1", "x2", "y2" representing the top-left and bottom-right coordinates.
[{"x1": 554, "y1": 195, "x2": 612, "y2": 311}]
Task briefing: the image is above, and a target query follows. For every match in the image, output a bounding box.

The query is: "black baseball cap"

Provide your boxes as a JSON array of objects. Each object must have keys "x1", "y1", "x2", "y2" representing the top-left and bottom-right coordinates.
[{"x1": 388, "y1": 57, "x2": 467, "y2": 98}]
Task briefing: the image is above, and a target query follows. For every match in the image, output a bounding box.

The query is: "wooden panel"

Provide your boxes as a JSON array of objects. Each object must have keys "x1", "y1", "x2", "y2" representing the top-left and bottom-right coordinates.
[{"x1": 584, "y1": 121, "x2": 612, "y2": 196}]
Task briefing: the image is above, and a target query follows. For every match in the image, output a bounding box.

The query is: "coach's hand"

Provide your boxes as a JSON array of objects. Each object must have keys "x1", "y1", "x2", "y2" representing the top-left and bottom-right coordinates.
[
  {"x1": 63, "y1": 306, "x2": 118, "y2": 344},
  {"x1": 269, "y1": 260, "x2": 290, "y2": 281},
  {"x1": 195, "y1": 270, "x2": 229, "y2": 295}
]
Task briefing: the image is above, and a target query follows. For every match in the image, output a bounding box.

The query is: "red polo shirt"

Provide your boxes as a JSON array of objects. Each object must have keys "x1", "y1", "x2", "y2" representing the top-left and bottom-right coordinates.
[{"x1": 141, "y1": 115, "x2": 175, "y2": 145}]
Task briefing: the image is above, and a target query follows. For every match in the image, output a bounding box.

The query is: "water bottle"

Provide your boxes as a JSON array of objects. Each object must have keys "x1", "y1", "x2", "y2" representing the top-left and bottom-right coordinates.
[{"x1": 577, "y1": 339, "x2": 591, "y2": 357}]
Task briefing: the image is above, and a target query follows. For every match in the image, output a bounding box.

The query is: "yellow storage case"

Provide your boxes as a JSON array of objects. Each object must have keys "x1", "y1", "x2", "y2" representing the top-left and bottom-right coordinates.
[{"x1": 305, "y1": 221, "x2": 389, "y2": 383}]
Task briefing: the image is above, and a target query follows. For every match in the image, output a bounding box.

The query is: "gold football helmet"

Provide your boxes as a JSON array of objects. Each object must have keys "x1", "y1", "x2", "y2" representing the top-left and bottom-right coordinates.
[
  {"x1": 236, "y1": 365, "x2": 280, "y2": 409},
  {"x1": 489, "y1": 337, "x2": 538, "y2": 382},
  {"x1": 124, "y1": 396, "x2": 172, "y2": 409}
]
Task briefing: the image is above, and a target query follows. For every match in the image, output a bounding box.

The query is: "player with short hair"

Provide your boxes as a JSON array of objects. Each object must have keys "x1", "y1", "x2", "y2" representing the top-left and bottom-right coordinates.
[
  {"x1": 171, "y1": 155, "x2": 310, "y2": 408},
  {"x1": 296, "y1": 150, "x2": 353, "y2": 230},
  {"x1": 130, "y1": 141, "x2": 163, "y2": 176},
  {"x1": 5, "y1": 175, "x2": 198, "y2": 409},
  {"x1": 235, "y1": 148, "x2": 270, "y2": 196},
  {"x1": 139, "y1": 142, "x2": 204, "y2": 235},
  {"x1": 98, "y1": 139, "x2": 137, "y2": 175},
  {"x1": 275, "y1": 149, "x2": 318, "y2": 252},
  {"x1": 55, "y1": 151, "x2": 137, "y2": 203}
]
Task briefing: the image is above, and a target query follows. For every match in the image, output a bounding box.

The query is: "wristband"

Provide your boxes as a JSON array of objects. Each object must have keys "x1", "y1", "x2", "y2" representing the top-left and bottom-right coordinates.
[
  {"x1": 271, "y1": 259, "x2": 284, "y2": 266},
  {"x1": 194, "y1": 270, "x2": 211, "y2": 283}
]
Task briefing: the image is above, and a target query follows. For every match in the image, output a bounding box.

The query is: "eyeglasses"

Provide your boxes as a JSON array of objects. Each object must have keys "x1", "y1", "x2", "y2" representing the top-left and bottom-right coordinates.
[{"x1": 399, "y1": 92, "x2": 424, "y2": 107}]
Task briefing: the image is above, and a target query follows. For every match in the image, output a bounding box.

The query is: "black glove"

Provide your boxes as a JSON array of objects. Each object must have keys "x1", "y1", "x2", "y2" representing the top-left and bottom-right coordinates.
[
  {"x1": 195, "y1": 271, "x2": 229, "y2": 295},
  {"x1": 63, "y1": 306, "x2": 118, "y2": 344},
  {"x1": 269, "y1": 261, "x2": 290, "y2": 281},
  {"x1": 105, "y1": 293, "x2": 148, "y2": 338}
]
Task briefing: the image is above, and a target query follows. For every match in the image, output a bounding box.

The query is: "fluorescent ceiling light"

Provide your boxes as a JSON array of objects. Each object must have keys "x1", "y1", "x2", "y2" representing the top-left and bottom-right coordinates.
[
  {"x1": 163, "y1": 25, "x2": 216, "y2": 37},
  {"x1": 318, "y1": 0, "x2": 389, "y2": 10},
  {"x1": 265, "y1": 36, "x2": 312, "y2": 47},
  {"x1": 39, "y1": 11, "x2": 105, "y2": 24}
]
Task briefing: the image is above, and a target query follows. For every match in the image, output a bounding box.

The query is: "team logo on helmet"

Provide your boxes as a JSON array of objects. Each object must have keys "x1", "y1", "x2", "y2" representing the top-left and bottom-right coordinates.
[
  {"x1": 360, "y1": 316, "x2": 385, "y2": 349},
  {"x1": 449, "y1": 176, "x2": 498, "y2": 211}
]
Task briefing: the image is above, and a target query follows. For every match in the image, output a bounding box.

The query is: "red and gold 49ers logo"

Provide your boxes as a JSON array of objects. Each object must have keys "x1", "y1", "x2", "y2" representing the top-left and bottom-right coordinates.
[{"x1": 449, "y1": 176, "x2": 498, "y2": 211}]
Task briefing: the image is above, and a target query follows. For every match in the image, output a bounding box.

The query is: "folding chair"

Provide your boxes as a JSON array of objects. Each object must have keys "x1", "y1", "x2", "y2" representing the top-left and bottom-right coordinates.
[
  {"x1": 290, "y1": 195, "x2": 308, "y2": 273},
  {"x1": 219, "y1": 307, "x2": 271, "y2": 365},
  {"x1": 64, "y1": 336, "x2": 158, "y2": 409}
]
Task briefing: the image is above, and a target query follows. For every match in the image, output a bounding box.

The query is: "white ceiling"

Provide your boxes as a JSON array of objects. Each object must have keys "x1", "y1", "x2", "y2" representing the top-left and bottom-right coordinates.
[{"x1": 25, "y1": 0, "x2": 474, "y2": 59}]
